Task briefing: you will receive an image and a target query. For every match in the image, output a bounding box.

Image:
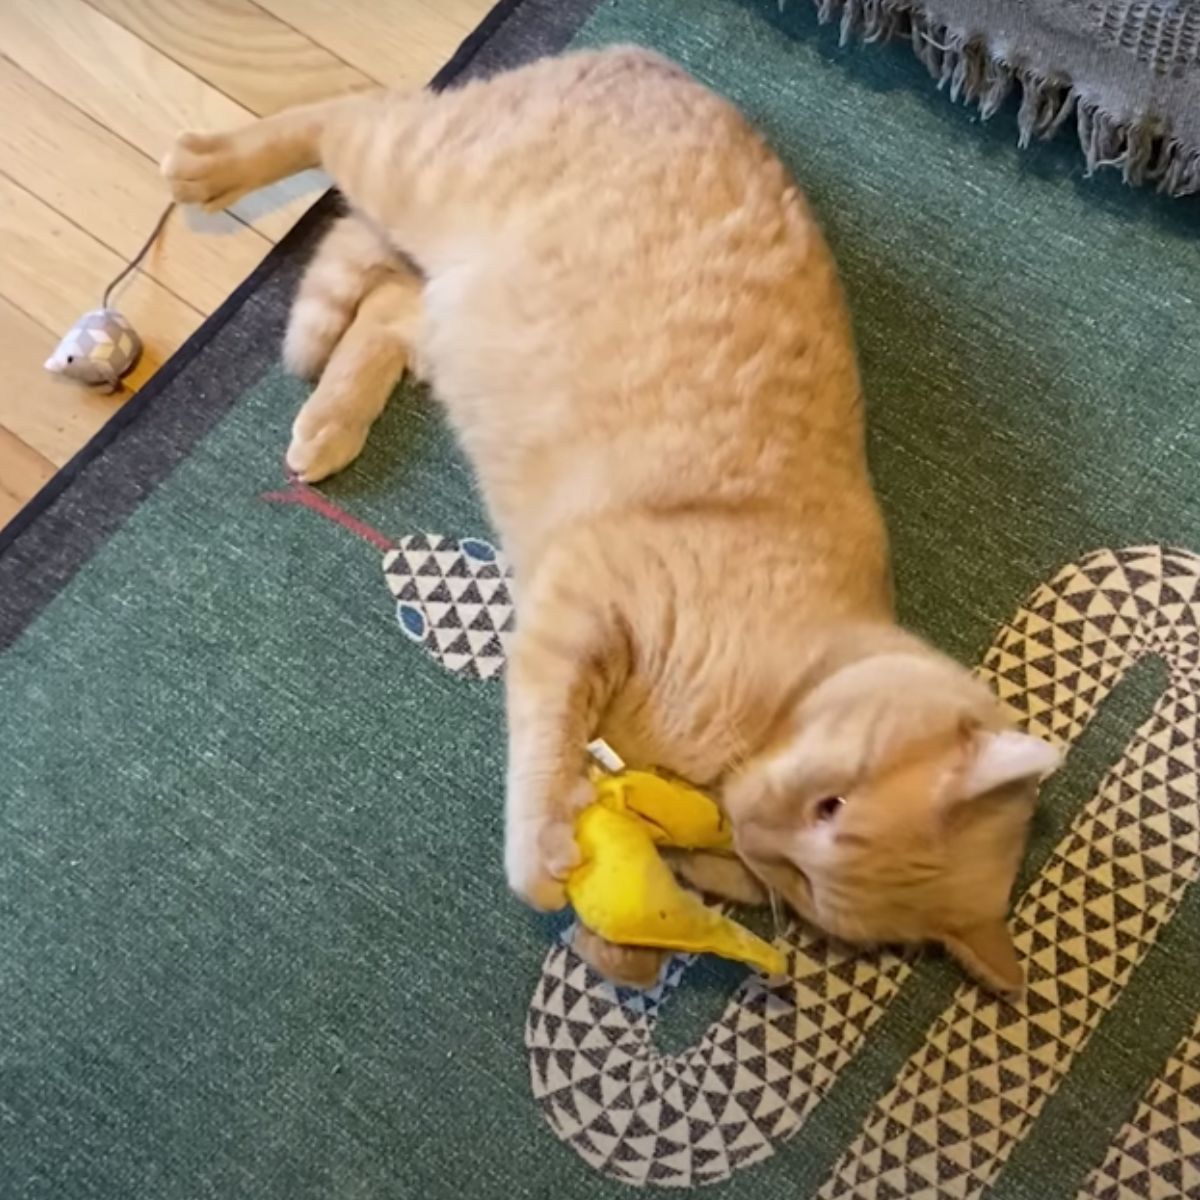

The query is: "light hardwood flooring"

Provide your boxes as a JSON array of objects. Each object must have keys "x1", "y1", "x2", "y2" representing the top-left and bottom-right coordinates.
[{"x1": 0, "y1": 0, "x2": 493, "y2": 530}]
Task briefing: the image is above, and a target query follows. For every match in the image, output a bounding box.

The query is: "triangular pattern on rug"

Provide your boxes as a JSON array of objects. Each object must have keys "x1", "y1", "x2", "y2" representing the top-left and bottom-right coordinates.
[
  {"x1": 382, "y1": 534, "x2": 514, "y2": 679},
  {"x1": 526, "y1": 934, "x2": 909, "y2": 1187},
  {"x1": 1077, "y1": 1012, "x2": 1200, "y2": 1200}
]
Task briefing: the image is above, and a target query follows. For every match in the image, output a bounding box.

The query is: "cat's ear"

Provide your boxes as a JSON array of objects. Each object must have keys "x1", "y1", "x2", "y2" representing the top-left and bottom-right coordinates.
[
  {"x1": 943, "y1": 919, "x2": 1024, "y2": 999},
  {"x1": 960, "y1": 730, "x2": 1060, "y2": 800}
]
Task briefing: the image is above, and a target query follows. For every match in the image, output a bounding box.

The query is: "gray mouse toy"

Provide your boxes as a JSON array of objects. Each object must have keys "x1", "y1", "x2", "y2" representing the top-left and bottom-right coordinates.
[
  {"x1": 44, "y1": 309, "x2": 143, "y2": 393},
  {"x1": 44, "y1": 202, "x2": 173, "y2": 393}
]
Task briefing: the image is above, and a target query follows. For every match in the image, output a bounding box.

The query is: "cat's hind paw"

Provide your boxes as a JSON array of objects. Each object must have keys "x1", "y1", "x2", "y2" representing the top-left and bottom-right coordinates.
[{"x1": 286, "y1": 412, "x2": 368, "y2": 483}]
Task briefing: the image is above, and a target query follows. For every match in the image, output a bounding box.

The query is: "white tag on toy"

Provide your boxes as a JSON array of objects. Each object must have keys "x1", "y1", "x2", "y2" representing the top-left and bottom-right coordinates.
[{"x1": 587, "y1": 738, "x2": 626, "y2": 774}]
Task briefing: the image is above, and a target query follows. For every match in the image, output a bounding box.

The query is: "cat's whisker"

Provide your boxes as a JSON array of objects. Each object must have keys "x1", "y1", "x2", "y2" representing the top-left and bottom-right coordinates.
[{"x1": 768, "y1": 888, "x2": 786, "y2": 939}]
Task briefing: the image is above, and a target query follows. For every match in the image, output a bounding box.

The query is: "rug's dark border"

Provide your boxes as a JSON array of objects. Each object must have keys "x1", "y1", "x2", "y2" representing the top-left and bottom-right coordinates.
[{"x1": 0, "y1": 0, "x2": 602, "y2": 650}]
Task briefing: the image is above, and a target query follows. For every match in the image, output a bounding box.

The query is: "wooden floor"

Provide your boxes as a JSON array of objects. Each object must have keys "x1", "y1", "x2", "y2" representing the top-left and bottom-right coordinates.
[{"x1": 0, "y1": 0, "x2": 493, "y2": 530}]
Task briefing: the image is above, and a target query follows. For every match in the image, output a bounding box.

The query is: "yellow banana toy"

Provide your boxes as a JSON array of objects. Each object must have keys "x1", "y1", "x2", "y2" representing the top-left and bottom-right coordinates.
[{"x1": 566, "y1": 753, "x2": 786, "y2": 977}]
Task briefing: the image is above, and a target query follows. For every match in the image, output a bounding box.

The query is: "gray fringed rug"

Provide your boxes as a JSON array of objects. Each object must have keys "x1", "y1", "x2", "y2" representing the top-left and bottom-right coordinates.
[{"x1": 818, "y1": 0, "x2": 1200, "y2": 194}]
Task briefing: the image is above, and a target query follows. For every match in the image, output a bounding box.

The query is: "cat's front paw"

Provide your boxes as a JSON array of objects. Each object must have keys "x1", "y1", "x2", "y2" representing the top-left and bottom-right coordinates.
[
  {"x1": 505, "y1": 822, "x2": 579, "y2": 912},
  {"x1": 286, "y1": 411, "x2": 369, "y2": 483},
  {"x1": 667, "y1": 850, "x2": 768, "y2": 905},
  {"x1": 504, "y1": 797, "x2": 586, "y2": 913},
  {"x1": 507, "y1": 857, "x2": 570, "y2": 913},
  {"x1": 161, "y1": 131, "x2": 245, "y2": 211}
]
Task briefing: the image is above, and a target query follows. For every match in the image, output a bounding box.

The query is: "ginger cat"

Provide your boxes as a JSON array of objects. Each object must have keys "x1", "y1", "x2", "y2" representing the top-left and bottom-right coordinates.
[{"x1": 163, "y1": 47, "x2": 1058, "y2": 997}]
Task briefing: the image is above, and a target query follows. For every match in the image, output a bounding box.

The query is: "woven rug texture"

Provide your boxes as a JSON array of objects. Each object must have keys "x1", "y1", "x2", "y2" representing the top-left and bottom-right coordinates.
[{"x1": 2, "y1": 0, "x2": 1199, "y2": 1197}]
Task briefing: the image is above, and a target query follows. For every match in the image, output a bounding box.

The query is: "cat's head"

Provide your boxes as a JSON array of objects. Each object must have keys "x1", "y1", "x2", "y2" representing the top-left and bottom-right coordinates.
[{"x1": 725, "y1": 651, "x2": 1059, "y2": 998}]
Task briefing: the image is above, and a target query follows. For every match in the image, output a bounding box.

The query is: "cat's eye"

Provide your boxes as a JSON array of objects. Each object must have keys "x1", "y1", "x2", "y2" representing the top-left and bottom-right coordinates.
[{"x1": 814, "y1": 795, "x2": 845, "y2": 822}]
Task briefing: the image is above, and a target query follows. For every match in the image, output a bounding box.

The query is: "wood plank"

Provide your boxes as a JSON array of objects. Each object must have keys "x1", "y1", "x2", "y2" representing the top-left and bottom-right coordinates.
[
  {"x1": 88, "y1": 0, "x2": 371, "y2": 115},
  {"x1": 0, "y1": 174, "x2": 202, "y2": 396},
  {"x1": 0, "y1": 297, "x2": 127, "y2": 468},
  {"x1": 0, "y1": 427, "x2": 56, "y2": 528},
  {"x1": 428, "y1": 0, "x2": 491, "y2": 32},
  {"x1": 252, "y1": 0, "x2": 474, "y2": 87},
  {"x1": 0, "y1": 60, "x2": 271, "y2": 315},
  {"x1": 0, "y1": 0, "x2": 328, "y2": 241}
]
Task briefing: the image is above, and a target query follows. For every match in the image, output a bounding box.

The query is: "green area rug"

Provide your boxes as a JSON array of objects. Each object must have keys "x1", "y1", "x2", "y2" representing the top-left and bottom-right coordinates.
[{"x1": 3, "y1": 1, "x2": 1200, "y2": 1196}]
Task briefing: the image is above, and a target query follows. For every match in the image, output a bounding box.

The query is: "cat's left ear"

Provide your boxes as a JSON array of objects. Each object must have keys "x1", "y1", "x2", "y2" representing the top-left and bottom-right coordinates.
[
  {"x1": 960, "y1": 730, "x2": 1060, "y2": 800},
  {"x1": 943, "y1": 918, "x2": 1024, "y2": 999}
]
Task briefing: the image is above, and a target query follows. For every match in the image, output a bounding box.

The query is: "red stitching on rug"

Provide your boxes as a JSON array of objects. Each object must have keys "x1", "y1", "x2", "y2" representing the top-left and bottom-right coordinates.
[{"x1": 260, "y1": 472, "x2": 396, "y2": 552}]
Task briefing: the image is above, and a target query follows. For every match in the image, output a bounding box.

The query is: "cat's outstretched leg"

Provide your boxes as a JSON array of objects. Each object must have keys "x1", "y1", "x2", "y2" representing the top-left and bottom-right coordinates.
[
  {"x1": 504, "y1": 540, "x2": 627, "y2": 912},
  {"x1": 285, "y1": 265, "x2": 422, "y2": 483},
  {"x1": 161, "y1": 90, "x2": 388, "y2": 212}
]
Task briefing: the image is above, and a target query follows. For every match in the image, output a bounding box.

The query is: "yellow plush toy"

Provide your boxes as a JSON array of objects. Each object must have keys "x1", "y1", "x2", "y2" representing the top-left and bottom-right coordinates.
[{"x1": 566, "y1": 743, "x2": 786, "y2": 977}]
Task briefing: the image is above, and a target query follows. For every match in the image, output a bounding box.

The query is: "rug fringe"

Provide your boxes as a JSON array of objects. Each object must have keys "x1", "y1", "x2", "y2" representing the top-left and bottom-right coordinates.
[{"x1": 798, "y1": 0, "x2": 1200, "y2": 195}]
